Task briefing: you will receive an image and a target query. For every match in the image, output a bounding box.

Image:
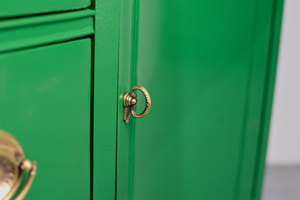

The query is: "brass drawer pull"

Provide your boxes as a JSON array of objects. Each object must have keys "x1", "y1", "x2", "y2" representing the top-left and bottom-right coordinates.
[
  {"x1": 123, "y1": 85, "x2": 151, "y2": 123},
  {"x1": 0, "y1": 130, "x2": 37, "y2": 200}
]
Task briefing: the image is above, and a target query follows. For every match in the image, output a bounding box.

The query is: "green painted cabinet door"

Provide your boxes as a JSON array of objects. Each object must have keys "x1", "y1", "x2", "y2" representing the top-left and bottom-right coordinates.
[
  {"x1": 117, "y1": 0, "x2": 283, "y2": 200},
  {"x1": 0, "y1": 39, "x2": 91, "y2": 199},
  {"x1": 134, "y1": 2, "x2": 255, "y2": 199}
]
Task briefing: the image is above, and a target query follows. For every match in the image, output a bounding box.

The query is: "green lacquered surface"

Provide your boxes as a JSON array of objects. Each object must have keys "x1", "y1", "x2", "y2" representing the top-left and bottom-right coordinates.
[
  {"x1": 116, "y1": 0, "x2": 138, "y2": 199},
  {"x1": 0, "y1": 39, "x2": 91, "y2": 199},
  {"x1": 93, "y1": 0, "x2": 120, "y2": 199},
  {"x1": 0, "y1": 10, "x2": 94, "y2": 53},
  {"x1": 236, "y1": 0, "x2": 284, "y2": 199},
  {"x1": 251, "y1": 0, "x2": 284, "y2": 199},
  {"x1": 0, "y1": 0, "x2": 90, "y2": 18},
  {"x1": 117, "y1": 0, "x2": 283, "y2": 200}
]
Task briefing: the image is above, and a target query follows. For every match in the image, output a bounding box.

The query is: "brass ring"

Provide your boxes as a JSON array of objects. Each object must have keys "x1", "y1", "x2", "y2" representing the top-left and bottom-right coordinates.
[
  {"x1": 129, "y1": 85, "x2": 151, "y2": 118},
  {"x1": 0, "y1": 130, "x2": 37, "y2": 200}
]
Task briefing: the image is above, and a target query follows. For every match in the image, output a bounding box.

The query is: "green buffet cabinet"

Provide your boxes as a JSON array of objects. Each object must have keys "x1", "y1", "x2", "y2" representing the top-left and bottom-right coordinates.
[{"x1": 0, "y1": 0, "x2": 284, "y2": 199}]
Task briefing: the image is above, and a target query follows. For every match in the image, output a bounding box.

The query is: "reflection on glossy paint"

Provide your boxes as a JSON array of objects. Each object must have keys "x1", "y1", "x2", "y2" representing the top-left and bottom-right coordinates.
[{"x1": 39, "y1": 77, "x2": 60, "y2": 92}]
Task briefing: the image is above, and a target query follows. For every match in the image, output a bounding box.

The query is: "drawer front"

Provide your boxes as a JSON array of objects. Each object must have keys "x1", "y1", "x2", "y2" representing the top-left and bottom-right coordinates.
[
  {"x1": 0, "y1": 0, "x2": 90, "y2": 18},
  {"x1": 0, "y1": 39, "x2": 91, "y2": 199}
]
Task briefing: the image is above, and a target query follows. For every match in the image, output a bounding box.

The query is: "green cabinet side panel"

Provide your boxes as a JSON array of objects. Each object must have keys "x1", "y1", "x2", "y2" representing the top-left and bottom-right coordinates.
[
  {"x1": 251, "y1": 0, "x2": 284, "y2": 199},
  {"x1": 237, "y1": 0, "x2": 284, "y2": 199},
  {"x1": 0, "y1": 39, "x2": 91, "y2": 199},
  {"x1": 0, "y1": 0, "x2": 90, "y2": 18}
]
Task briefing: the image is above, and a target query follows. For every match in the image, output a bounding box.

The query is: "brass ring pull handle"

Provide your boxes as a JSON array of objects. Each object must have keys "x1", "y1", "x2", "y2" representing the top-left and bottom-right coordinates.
[
  {"x1": 129, "y1": 86, "x2": 151, "y2": 118},
  {"x1": 123, "y1": 85, "x2": 151, "y2": 123},
  {"x1": 0, "y1": 130, "x2": 37, "y2": 200}
]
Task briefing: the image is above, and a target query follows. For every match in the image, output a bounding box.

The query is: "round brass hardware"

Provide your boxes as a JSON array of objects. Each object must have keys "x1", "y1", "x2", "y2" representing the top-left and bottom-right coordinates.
[
  {"x1": 0, "y1": 130, "x2": 37, "y2": 200},
  {"x1": 123, "y1": 85, "x2": 151, "y2": 123}
]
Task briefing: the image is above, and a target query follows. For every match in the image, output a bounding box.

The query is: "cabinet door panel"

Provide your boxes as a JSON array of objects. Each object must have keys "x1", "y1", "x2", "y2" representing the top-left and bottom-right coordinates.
[
  {"x1": 0, "y1": 39, "x2": 91, "y2": 199},
  {"x1": 116, "y1": 0, "x2": 275, "y2": 200}
]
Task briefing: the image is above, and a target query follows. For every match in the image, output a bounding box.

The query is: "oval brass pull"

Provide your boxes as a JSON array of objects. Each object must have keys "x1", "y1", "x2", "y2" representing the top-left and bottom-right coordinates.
[
  {"x1": 0, "y1": 130, "x2": 37, "y2": 200},
  {"x1": 123, "y1": 85, "x2": 151, "y2": 123}
]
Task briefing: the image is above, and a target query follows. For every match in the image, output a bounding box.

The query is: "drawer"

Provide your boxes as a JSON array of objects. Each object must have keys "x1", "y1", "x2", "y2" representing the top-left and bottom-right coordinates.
[
  {"x1": 0, "y1": 38, "x2": 91, "y2": 199},
  {"x1": 0, "y1": 0, "x2": 90, "y2": 18}
]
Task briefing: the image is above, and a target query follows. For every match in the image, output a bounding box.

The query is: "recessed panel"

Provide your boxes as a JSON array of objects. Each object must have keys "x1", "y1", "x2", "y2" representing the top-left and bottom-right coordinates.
[{"x1": 0, "y1": 39, "x2": 91, "y2": 199}]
